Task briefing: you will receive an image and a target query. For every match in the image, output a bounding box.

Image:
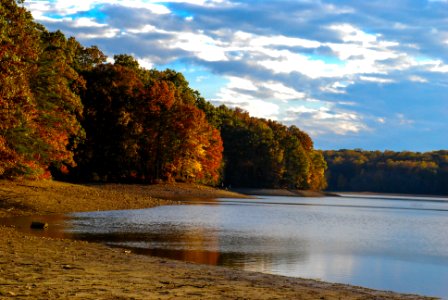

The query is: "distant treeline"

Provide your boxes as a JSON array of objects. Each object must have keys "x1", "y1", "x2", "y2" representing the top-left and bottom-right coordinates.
[
  {"x1": 1, "y1": 1, "x2": 326, "y2": 190},
  {"x1": 324, "y1": 150, "x2": 448, "y2": 195}
]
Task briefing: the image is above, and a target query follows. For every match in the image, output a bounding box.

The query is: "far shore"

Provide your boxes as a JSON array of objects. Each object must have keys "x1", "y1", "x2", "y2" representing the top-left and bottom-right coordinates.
[
  {"x1": 329, "y1": 190, "x2": 448, "y2": 199},
  {"x1": 231, "y1": 187, "x2": 339, "y2": 197},
  {"x1": 0, "y1": 180, "x2": 435, "y2": 299}
]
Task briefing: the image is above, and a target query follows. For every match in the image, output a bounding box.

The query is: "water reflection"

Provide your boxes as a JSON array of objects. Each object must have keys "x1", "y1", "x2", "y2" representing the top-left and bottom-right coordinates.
[{"x1": 67, "y1": 221, "x2": 308, "y2": 269}]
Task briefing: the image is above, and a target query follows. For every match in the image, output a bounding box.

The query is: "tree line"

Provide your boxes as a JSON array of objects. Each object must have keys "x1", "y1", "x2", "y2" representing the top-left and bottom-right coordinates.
[
  {"x1": 324, "y1": 150, "x2": 448, "y2": 195},
  {"x1": 1, "y1": 0, "x2": 326, "y2": 190}
]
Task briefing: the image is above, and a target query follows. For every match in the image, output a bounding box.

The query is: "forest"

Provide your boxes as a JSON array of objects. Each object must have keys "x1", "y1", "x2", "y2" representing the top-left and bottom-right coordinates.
[
  {"x1": 0, "y1": 0, "x2": 326, "y2": 190},
  {"x1": 324, "y1": 150, "x2": 448, "y2": 195}
]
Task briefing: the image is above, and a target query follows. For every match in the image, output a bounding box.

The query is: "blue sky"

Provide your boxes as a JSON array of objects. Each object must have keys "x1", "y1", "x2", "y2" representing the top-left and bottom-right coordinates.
[{"x1": 25, "y1": 0, "x2": 448, "y2": 151}]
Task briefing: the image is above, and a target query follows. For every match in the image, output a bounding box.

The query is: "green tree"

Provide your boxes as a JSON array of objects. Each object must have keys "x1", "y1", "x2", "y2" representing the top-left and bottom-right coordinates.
[{"x1": 30, "y1": 30, "x2": 85, "y2": 174}]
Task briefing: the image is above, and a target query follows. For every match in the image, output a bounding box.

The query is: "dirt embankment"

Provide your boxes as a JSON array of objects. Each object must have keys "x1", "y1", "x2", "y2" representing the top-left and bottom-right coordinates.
[{"x1": 0, "y1": 180, "x2": 435, "y2": 299}]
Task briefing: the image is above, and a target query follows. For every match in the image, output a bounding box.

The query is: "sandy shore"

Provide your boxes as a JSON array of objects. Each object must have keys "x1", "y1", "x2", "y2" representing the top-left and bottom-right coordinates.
[{"x1": 0, "y1": 180, "x2": 436, "y2": 299}]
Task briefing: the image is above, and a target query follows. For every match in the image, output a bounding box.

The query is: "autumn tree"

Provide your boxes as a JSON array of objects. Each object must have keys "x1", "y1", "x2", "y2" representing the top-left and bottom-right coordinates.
[
  {"x1": 0, "y1": 1, "x2": 84, "y2": 178},
  {"x1": 75, "y1": 60, "x2": 223, "y2": 185},
  {"x1": 30, "y1": 30, "x2": 85, "y2": 175},
  {"x1": 0, "y1": 0, "x2": 40, "y2": 177},
  {"x1": 136, "y1": 77, "x2": 223, "y2": 185},
  {"x1": 74, "y1": 63, "x2": 145, "y2": 181}
]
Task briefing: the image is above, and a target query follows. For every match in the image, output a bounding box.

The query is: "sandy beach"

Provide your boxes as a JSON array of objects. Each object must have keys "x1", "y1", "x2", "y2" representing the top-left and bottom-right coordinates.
[{"x1": 0, "y1": 180, "x2": 436, "y2": 299}]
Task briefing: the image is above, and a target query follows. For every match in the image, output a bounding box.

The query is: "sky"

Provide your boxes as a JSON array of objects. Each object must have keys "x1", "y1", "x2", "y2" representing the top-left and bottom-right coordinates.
[{"x1": 24, "y1": 0, "x2": 448, "y2": 151}]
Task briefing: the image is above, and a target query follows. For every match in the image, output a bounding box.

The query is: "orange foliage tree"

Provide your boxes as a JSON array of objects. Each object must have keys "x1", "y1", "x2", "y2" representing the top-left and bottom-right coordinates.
[
  {"x1": 76, "y1": 59, "x2": 223, "y2": 185},
  {"x1": 0, "y1": 1, "x2": 84, "y2": 178}
]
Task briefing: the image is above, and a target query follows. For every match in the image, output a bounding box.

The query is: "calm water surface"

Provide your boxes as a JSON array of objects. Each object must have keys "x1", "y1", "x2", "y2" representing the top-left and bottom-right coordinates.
[{"x1": 5, "y1": 195, "x2": 448, "y2": 298}]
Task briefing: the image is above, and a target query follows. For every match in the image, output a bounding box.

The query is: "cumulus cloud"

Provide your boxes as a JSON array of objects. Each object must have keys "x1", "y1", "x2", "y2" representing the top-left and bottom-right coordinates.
[
  {"x1": 262, "y1": 82, "x2": 306, "y2": 101},
  {"x1": 226, "y1": 76, "x2": 258, "y2": 91},
  {"x1": 211, "y1": 86, "x2": 280, "y2": 120},
  {"x1": 285, "y1": 103, "x2": 368, "y2": 136}
]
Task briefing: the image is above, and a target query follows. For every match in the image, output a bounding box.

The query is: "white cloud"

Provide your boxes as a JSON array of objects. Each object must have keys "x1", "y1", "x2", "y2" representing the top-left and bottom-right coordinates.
[
  {"x1": 410, "y1": 57, "x2": 448, "y2": 73},
  {"x1": 359, "y1": 76, "x2": 395, "y2": 84},
  {"x1": 248, "y1": 34, "x2": 322, "y2": 49},
  {"x1": 329, "y1": 23, "x2": 378, "y2": 44},
  {"x1": 72, "y1": 17, "x2": 107, "y2": 28},
  {"x1": 286, "y1": 104, "x2": 368, "y2": 135},
  {"x1": 429, "y1": 61, "x2": 448, "y2": 73},
  {"x1": 170, "y1": 31, "x2": 228, "y2": 62},
  {"x1": 322, "y1": 3, "x2": 355, "y2": 14},
  {"x1": 44, "y1": 0, "x2": 97, "y2": 15},
  {"x1": 393, "y1": 22, "x2": 409, "y2": 30},
  {"x1": 256, "y1": 49, "x2": 353, "y2": 78},
  {"x1": 212, "y1": 85, "x2": 280, "y2": 120},
  {"x1": 118, "y1": 1, "x2": 170, "y2": 14},
  {"x1": 249, "y1": 24, "x2": 408, "y2": 79},
  {"x1": 77, "y1": 28, "x2": 120, "y2": 39},
  {"x1": 25, "y1": 0, "x2": 236, "y2": 24},
  {"x1": 408, "y1": 75, "x2": 428, "y2": 83},
  {"x1": 127, "y1": 25, "x2": 160, "y2": 34},
  {"x1": 137, "y1": 58, "x2": 154, "y2": 70},
  {"x1": 26, "y1": 0, "x2": 171, "y2": 16},
  {"x1": 226, "y1": 76, "x2": 258, "y2": 91},
  {"x1": 337, "y1": 101, "x2": 357, "y2": 106},
  {"x1": 263, "y1": 82, "x2": 306, "y2": 101},
  {"x1": 25, "y1": 1, "x2": 55, "y2": 21},
  {"x1": 154, "y1": 0, "x2": 234, "y2": 6},
  {"x1": 320, "y1": 81, "x2": 354, "y2": 94}
]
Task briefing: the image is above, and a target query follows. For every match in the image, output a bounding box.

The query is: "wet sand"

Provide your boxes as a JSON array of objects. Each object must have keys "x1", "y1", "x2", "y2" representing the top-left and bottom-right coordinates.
[{"x1": 0, "y1": 180, "x2": 436, "y2": 299}]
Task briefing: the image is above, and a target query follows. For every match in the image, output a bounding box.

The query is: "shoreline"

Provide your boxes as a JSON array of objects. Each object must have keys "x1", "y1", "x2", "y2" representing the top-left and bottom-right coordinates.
[
  {"x1": 331, "y1": 191, "x2": 448, "y2": 199},
  {"x1": 0, "y1": 180, "x2": 436, "y2": 299},
  {"x1": 231, "y1": 187, "x2": 339, "y2": 197}
]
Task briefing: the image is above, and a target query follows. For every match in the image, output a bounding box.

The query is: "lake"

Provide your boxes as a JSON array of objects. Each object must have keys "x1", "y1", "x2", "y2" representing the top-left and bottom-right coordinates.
[{"x1": 4, "y1": 194, "x2": 448, "y2": 298}]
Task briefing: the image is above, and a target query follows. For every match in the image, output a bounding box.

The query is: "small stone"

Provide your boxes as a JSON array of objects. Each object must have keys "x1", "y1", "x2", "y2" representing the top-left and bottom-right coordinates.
[
  {"x1": 62, "y1": 264, "x2": 73, "y2": 270},
  {"x1": 30, "y1": 222, "x2": 48, "y2": 230}
]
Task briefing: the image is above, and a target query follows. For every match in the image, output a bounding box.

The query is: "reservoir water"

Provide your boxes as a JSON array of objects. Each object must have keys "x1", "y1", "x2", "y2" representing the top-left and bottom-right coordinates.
[{"x1": 5, "y1": 194, "x2": 448, "y2": 298}]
